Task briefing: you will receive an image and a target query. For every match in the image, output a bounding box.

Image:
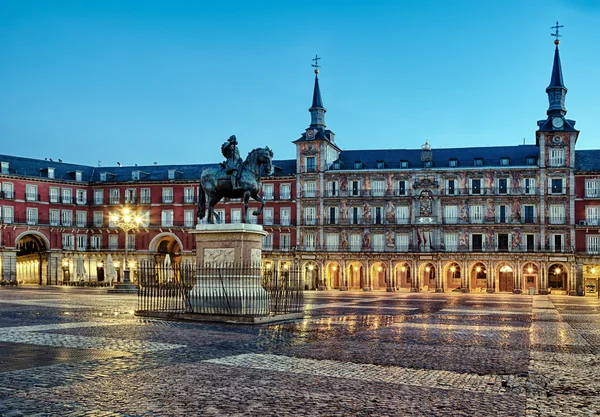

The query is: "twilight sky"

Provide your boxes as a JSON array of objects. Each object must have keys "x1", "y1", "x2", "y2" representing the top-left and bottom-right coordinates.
[{"x1": 1, "y1": 0, "x2": 599, "y2": 168}]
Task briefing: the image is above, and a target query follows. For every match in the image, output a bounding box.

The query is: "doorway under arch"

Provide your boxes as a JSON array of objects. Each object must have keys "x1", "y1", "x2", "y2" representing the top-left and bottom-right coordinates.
[
  {"x1": 548, "y1": 264, "x2": 567, "y2": 292},
  {"x1": 15, "y1": 232, "x2": 49, "y2": 284}
]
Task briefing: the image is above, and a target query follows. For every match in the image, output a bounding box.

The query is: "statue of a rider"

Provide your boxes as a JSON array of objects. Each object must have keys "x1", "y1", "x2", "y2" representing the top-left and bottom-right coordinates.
[{"x1": 221, "y1": 135, "x2": 243, "y2": 190}]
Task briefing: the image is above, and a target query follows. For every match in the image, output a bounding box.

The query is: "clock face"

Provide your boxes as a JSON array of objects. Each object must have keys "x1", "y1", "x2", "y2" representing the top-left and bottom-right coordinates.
[{"x1": 552, "y1": 117, "x2": 564, "y2": 129}]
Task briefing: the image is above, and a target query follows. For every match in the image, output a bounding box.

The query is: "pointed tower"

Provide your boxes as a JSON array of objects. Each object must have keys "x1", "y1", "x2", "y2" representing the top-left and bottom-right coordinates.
[{"x1": 309, "y1": 70, "x2": 326, "y2": 128}]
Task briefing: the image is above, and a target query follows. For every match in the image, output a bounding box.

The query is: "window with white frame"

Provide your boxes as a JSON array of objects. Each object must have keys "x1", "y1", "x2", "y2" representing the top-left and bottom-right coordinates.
[
  {"x1": 2, "y1": 182, "x2": 14, "y2": 199},
  {"x1": 50, "y1": 209, "x2": 60, "y2": 226},
  {"x1": 586, "y1": 180, "x2": 599, "y2": 198},
  {"x1": 523, "y1": 178, "x2": 536, "y2": 195},
  {"x1": 445, "y1": 179, "x2": 456, "y2": 195},
  {"x1": 550, "y1": 234, "x2": 563, "y2": 252},
  {"x1": 62, "y1": 188, "x2": 72, "y2": 204},
  {"x1": 140, "y1": 188, "x2": 151, "y2": 204},
  {"x1": 47, "y1": 167, "x2": 55, "y2": 179},
  {"x1": 100, "y1": 172, "x2": 107, "y2": 182},
  {"x1": 76, "y1": 189, "x2": 87, "y2": 205},
  {"x1": 586, "y1": 206, "x2": 600, "y2": 226},
  {"x1": 263, "y1": 234, "x2": 273, "y2": 250},
  {"x1": 125, "y1": 188, "x2": 136, "y2": 204},
  {"x1": 280, "y1": 207, "x2": 291, "y2": 226},
  {"x1": 184, "y1": 210, "x2": 195, "y2": 227},
  {"x1": 2, "y1": 206, "x2": 13, "y2": 224},
  {"x1": 372, "y1": 206, "x2": 384, "y2": 225},
  {"x1": 94, "y1": 189, "x2": 103, "y2": 205},
  {"x1": 470, "y1": 179, "x2": 482, "y2": 195},
  {"x1": 127, "y1": 234, "x2": 135, "y2": 250},
  {"x1": 395, "y1": 205, "x2": 410, "y2": 224},
  {"x1": 327, "y1": 206, "x2": 338, "y2": 225},
  {"x1": 280, "y1": 184, "x2": 291, "y2": 200},
  {"x1": 49, "y1": 187, "x2": 59, "y2": 203},
  {"x1": 350, "y1": 234, "x2": 361, "y2": 251},
  {"x1": 62, "y1": 234, "x2": 74, "y2": 250},
  {"x1": 498, "y1": 204, "x2": 509, "y2": 223},
  {"x1": 549, "y1": 148, "x2": 565, "y2": 167},
  {"x1": 75, "y1": 171, "x2": 82, "y2": 182},
  {"x1": 305, "y1": 156, "x2": 316, "y2": 172},
  {"x1": 109, "y1": 189, "x2": 120, "y2": 204},
  {"x1": 76, "y1": 211, "x2": 86, "y2": 227},
  {"x1": 304, "y1": 233, "x2": 315, "y2": 250},
  {"x1": 587, "y1": 236, "x2": 599, "y2": 254},
  {"x1": 62, "y1": 210, "x2": 72, "y2": 226},
  {"x1": 280, "y1": 233, "x2": 290, "y2": 250},
  {"x1": 303, "y1": 181, "x2": 316, "y2": 197},
  {"x1": 249, "y1": 210, "x2": 259, "y2": 224},
  {"x1": 372, "y1": 180, "x2": 385, "y2": 197},
  {"x1": 395, "y1": 234, "x2": 409, "y2": 252},
  {"x1": 396, "y1": 180, "x2": 407, "y2": 196},
  {"x1": 231, "y1": 208, "x2": 242, "y2": 224},
  {"x1": 139, "y1": 210, "x2": 150, "y2": 226},
  {"x1": 77, "y1": 235, "x2": 87, "y2": 251},
  {"x1": 304, "y1": 207, "x2": 316, "y2": 225},
  {"x1": 348, "y1": 206, "x2": 361, "y2": 224},
  {"x1": 90, "y1": 235, "x2": 102, "y2": 249},
  {"x1": 108, "y1": 235, "x2": 118, "y2": 250},
  {"x1": 326, "y1": 181, "x2": 338, "y2": 197},
  {"x1": 263, "y1": 207, "x2": 273, "y2": 225},
  {"x1": 93, "y1": 211, "x2": 103, "y2": 227},
  {"x1": 497, "y1": 178, "x2": 509, "y2": 194},
  {"x1": 26, "y1": 184, "x2": 37, "y2": 201},
  {"x1": 373, "y1": 234, "x2": 385, "y2": 252},
  {"x1": 549, "y1": 205, "x2": 564, "y2": 224},
  {"x1": 471, "y1": 205, "x2": 483, "y2": 223},
  {"x1": 444, "y1": 205, "x2": 458, "y2": 224},
  {"x1": 326, "y1": 234, "x2": 339, "y2": 251},
  {"x1": 108, "y1": 211, "x2": 117, "y2": 227},
  {"x1": 161, "y1": 210, "x2": 173, "y2": 227},
  {"x1": 0, "y1": 162, "x2": 8, "y2": 174},
  {"x1": 444, "y1": 233, "x2": 458, "y2": 252},
  {"x1": 162, "y1": 187, "x2": 173, "y2": 203},
  {"x1": 184, "y1": 187, "x2": 195, "y2": 204},
  {"x1": 351, "y1": 180, "x2": 361, "y2": 196},
  {"x1": 262, "y1": 184, "x2": 274, "y2": 200},
  {"x1": 132, "y1": 170, "x2": 140, "y2": 180},
  {"x1": 550, "y1": 178, "x2": 564, "y2": 194},
  {"x1": 26, "y1": 208, "x2": 37, "y2": 225}
]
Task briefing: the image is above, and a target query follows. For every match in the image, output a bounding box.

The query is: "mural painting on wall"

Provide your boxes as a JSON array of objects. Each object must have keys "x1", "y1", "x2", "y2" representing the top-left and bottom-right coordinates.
[
  {"x1": 458, "y1": 201, "x2": 469, "y2": 224},
  {"x1": 362, "y1": 174, "x2": 371, "y2": 197},
  {"x1": 485, "y1": 199, "x2": 495, "y2": 222},
  {"x1": 385, "y1": 201, "x2": 395, "y2": 224},
  {"x1": 485, "y1": 172, "x2": 494, "y2": 194},
  {"x1": 386, "y1": 174, "x2": 394, "y2": 196},
  {"x1": 339, "y1": 200, "x2": 348, "y2": 224},
  {"x1": 512, "y1": 228, "x2": 522, "y2": 250},
  {"x1": 340, "y1": 174, "x2": 348, "y2": 193},
  {"x1": 419, "y1": 190, "x2": 433, "y2": 217},
  {"x1": 512, "y1": 171, "x2": 522, "y2": 193},
  {"x1": 459, "y1": 230, "x2": 469, "y2": 250},
  {"x1": 362, "y1": 201, "x2": 371, "y2": 224},
  {"x1": 459, "y1": 172, "x2": 468, "y2": 194},
  {"x1": 386, "y1": 230, "x2": 395, "y2": 248},
  {"x1": 486, "y1": 229, "x2": 495, "y2": 249},
  {"x1": 362, "y1": 229, "x2": 371, "y2": 250},
  {"x1": 512, "y1": 200, "x2": 521, "y2": 222},
  {"x1": 340, "y1": 230, "x2": 348, "y2": 249}
]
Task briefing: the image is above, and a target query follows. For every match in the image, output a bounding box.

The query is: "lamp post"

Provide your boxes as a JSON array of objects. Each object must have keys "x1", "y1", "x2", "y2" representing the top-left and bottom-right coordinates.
[{"x1": 108, "y1": 207, "x2": 141, "y2": 293}]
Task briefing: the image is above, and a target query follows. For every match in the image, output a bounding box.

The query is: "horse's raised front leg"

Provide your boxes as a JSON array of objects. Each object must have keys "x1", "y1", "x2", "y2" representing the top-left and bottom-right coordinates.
[
  {"x1": 243, "y1": 190, "x2": 251, "y2": 223},
  {"x1": 251, "y1": 191, "x2": 265, "y2": 216}
]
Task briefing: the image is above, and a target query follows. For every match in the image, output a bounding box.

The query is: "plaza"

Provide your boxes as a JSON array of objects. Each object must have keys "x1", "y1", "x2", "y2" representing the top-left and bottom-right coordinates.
[{"x1": 1, "y1": 287, "x2": 599, "y2": 416}]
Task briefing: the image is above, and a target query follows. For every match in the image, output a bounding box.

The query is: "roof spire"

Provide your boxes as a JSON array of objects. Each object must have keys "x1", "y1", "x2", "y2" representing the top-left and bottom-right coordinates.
[
  {"x1": 546, "y1": 22, "x2": 567, "y2": 117},
  {"x1": 309, "y1": 55, "x2": 326, "y2": 127}
]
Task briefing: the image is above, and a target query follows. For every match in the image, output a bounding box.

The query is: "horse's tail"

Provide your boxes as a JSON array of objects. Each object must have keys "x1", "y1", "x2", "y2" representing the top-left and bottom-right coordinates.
[{"x1": 197, "y1": 183, "x2": 206, "y2": 221}]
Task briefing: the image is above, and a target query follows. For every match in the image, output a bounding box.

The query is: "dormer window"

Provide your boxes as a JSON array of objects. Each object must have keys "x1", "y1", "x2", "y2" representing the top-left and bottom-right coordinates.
[
  {"x1": 423, "y1": 161, "x2": 432, "y2": 168},
  {"x1": 526, "y1": 157, "x2": 537, "y2": 166},
  {"x1": 100, "y1": 172, "x2": 107, "y2": 182},
  {"x1": 1, "y1": 162, "x2": 9, "y2": 174},
  {"x1": 449, "y1": 159, "x2": 458, "y2": 168},
  {"x1": 331, "y1": 162, "x2": 340, "y2": 170},
  {"x1": 474, "y1": 158, "x2": 484, "y2": 167},
  {"x1": 500, "y1": 157, "x2": 510, "y2": 166},
  {"x1": 400, "y1": 160, "x2": 409, "y2": 169},
  {"x1": 376, "y1": 160, "x2": 386, "y2": 169},
  {"x1": 354, "y1": 161, "x2": 365, "y2": 169},
  {"x1": 132, "y1": 170, "x2": 140, "y2": 180},
  {"x1": 45, "y1": 167, "x2": 55, "y2": 179},
  {"x1": 75, "y1": 171, "x2": 82, "y2": 181},
  {"x1": 167, "y1": 169, "x2": 182, "y2": 180}
]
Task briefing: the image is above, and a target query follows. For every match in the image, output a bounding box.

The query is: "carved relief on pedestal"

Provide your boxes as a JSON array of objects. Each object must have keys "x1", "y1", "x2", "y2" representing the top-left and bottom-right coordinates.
[{"x1": 204, "y1": 248, "x2": 235, "y2": 266}]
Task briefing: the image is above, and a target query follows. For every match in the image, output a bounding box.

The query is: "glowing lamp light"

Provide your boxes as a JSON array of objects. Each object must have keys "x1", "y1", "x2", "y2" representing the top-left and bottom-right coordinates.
[
  {"x1": 265, "y1": 263, "x2": 272, "y2": 270},
  {"x1": 476, "y1": 266, "x2": 481, "y2": 273},
  {"x1": 425, "y1": 266, "x2": 431, "y2": 272},
  {"x1": 592, "y1": 268, "x2": 596, "y2": 274},
  {"x1": 555, "y1": 268, "x2": 561, "y2": 274},
  {"x1": 377, "y1": 266, "x2": 382, "y2": 272},
  {"x1": 282, "y1": 264, "x2": 288, "y2": 270},
  {"x1": 97, "y1": 261, "x2": 104, "y2": 268},
  {"x1": 528, "y1": 266, "x2": 533, "y2": 273},
  {"x1": 308, "y1": 265, "x2": 314, "y2": 271},
  {"x1": 401, "y1": 266, "x2": 406, "y2": 272},
  {"x1": 353, "y1": 266, "x2": 359, "y2": 271},
  {"x1": 450, "y1": 266, "x2": 456, "y2": 273},
  {"x1": 332, "y1": 266, "x2": 337, "y2": 271}
]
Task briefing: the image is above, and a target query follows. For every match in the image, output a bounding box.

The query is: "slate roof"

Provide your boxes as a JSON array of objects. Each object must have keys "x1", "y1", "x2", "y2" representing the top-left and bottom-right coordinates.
[
  {"x1": 311, "y1": 74, "x2": 324, "y2": 109},
  {"x1": 548, "y1": 45, "x2": 566, "y2": 89},
  {"x1": 333, "y1": 145, "x2": 540, "y2": 170},
  {"x1": 0, "y1": 154, "x2": 95, "y2": 181},
  {"x1": 575, "y1": 150, "x2": 600, "y2": 172}
]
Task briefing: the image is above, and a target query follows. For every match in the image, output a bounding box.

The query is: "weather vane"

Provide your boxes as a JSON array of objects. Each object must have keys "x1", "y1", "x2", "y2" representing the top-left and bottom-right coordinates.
[
  {"x1": 311, "y1": 55, "x2": 321, "y2": 73},
  {"x1": 551, "y1": 21, "x2": 564, "y2": 42}
]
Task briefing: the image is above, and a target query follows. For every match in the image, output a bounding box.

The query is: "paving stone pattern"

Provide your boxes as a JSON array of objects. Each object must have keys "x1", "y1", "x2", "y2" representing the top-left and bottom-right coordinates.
[{"x1": 0, "y1": 286, "x2": 599, "y2": 416}]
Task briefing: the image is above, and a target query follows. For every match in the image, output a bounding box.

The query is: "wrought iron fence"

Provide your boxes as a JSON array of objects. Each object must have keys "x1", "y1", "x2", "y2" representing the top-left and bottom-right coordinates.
[{"x1": 136, "y1": 261, "x2": 304, "y2": 318}]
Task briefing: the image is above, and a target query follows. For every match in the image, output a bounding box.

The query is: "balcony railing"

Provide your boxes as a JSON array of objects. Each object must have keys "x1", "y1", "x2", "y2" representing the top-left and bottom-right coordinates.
[
  {"x1": 1, "y1": 191, "x2": 15, "y2": 200},
  {"x1": 139, "y1": 196, "x2": 151, "y2": 204}
]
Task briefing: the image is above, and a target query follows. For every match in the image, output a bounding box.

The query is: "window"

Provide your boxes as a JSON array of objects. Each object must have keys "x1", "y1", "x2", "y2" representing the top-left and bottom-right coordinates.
[
  {"x1": 49, "y1": 187, "x2": 59, "y2": 203},
  {"x1": 94, "y1": 190, "x2": 103, "y2": 205},
  {"x1": 76, "y1": 189, "x2": 87, "y2": 205},
  {"x1": 373, "y1": 234, "x2": 385, "y2": 252},
  {"x1": 26, "y1": 184, "x2": 38, "y2": 201},
  {"x1": 125, "y1": 188, "x2": 136, "y2": 204},
  {"x1": 213, "y1": 209, "x2": 225, "y2": 224},
  {"x1": 2, "y1": 206, "x2": 13, "y2": 224},
  {"x1": 395, "y1": 205, "x2": 409, "y2": 224},
  {"x1": 350, "y1": 234, "x2": 361, "y2": 251},
  {"x1": 549, "y1": 205, "x2": 564, "y2": 224},
  {"x1": 108, "y1": 235, "x2": 118, "y2": 250},
  {"x1": 524, "y1": 205, "x2": 534, "y2": 223},
  {"x1": 262, "y1": 184, "x2": 274, "y2": 200},
  {"x1": 500, "y1": 157, "x2": 510, "y2": 166},
  {"x1": 280, "y1": 208, "x2": 291, "y2": 226},
  {"x1": 303, "y1": 181, "x2": 316, "y2": 198},
  {"x1": 353, "y1": 161, "x2": 363, "y2": 169},
  {"x1": 76, "y1": 211, "x2": 87, "y2": 227},
  {"x1": 523, "y1": 178, "x2": 536, "y2": 195},
  {"x1": 304, "y1": 207, "x2": 316, "y2": 225},
  {"x1": 446, "y1": 179, "x2": 455, "y2": 195},
  {"x1": 472, "y1": 234, "x2": 483, "y2": 251},
  {"x1": 62, "y1": 234, "x2": 74, "y2": 250},
  {"x1": 351, "y1": 180, "x2": 361, "y2": 196},
  {"x1": 326, "y1": 234, "x2": 339, "y2": 251},
  {"x1": 526, "y1": 157, "x2": 536, "y2": 165},
  {"x1": 444, "y1": 233, "x2": 458, "y2": 252},
  {"x1": 227, "y1": 208, "x2": 239, "y2": 224},
  {"x1": 326, "y1": 181, "x2": 338, "y2": 197},
  {"x1": 349, "y1": 206, "x2": 361, "y2": 225},
  {"x1": 423, "y1": 161, "x2": 432, "y2": 168},
  {"x1": 396, "y1": 180, "x2": 406, "y2": 196},
  {"x1": 526, "y1": 234, "x2": 535, "y2": 252},
  {"x1": 304, "y1": 233, "x2": 315, "y2": 250},
  {"x1": 90, "y1": 235, "x2": 102, "y2": 249},
  {"x1": 132, "y1": 170, "x2": 140, "y2": 180},
  {"x1": 306, "y1": 156, "x2": 316, "y2": 172},
  {"x1": 62, "y1": 188, "x2": 73, "y2": 204},
  {"x1": 400, "y1": 160, "x2": 408, "y2": 169},
  {"x1": 280, "y1": 234, "x2": 290, "y2": 251},
  {"x1": 474, "y1": 158, "x2": 483, "y2": 167},
  {"x1": 108, "y1": 211, "x2": 117, "y2": 227},
  {"x1": 396, "y1": 234, "x2": 409, "y2": 252},
  {"x1": 263, "y1": 234, "x2": 273, "y2": 251},
  {"x1": 139, "y1": 210, "x2": 150, "y2": 226},
  {"x1": 26, "y1": 208, "x2": 37, "y2": 225},
  {"x1": 280, "y1": 184, "x2": 291, "y2": 200},
  {"x1": 100, "y1": 172, "x2": 107, "y2": 182},
  {"x1": 2, "y1": 183, "x2": 14, "y2": 199},
  {"x1": 77, "y1": 235, "x2": 87, "y2": 251},
  {"x1": 471, "y1": 205, "x2": 483, "y2": 223},
  {"x1": 161, "y1": 210, "x2": 173, "y2": 227},
  {"x1": 162, "y1": 188, "x2": 173, "y2": 203},
  {"x1": 109, "y1": 189, "x2": 120, "y2": 205},
  {"x1": 93, "y1": 211, "x2": 103, "y2": 227},
  {"x1": 551, "y1": 234, "x2": 563, "y2": 252},
  {"x1": 127, "y1": 234, "x2": 135, "y2": 250},
  {"x1": 0, "y1": 162, "x2": 8, "y2": 174},
  {"x1": 373, "y1": 206, "x2": 383, "y2": 225},
  {"x1": 449, "y1": 159, "x2": 458, "y2": 168},
  {"x1": 263, "y1": 208, "x2": 273, "y2": 225},
  {"x1": 184, "y1": 210, "x2": 195, "y2": 227},
  {"x1": 471, "y1": 179, "x2": 481, "y2": 195},
  {"x1": 61, "y1": 210, "x2": 72, "y2": 226},
  {"x1": 444, "y1": 205, "x2": 458, "y2": 224},
  {"x1": 377, "y1": 161, "x2": 386, "y2": 169},
  {"x1": 184, "y1": 187, "x2": 195, "y2": 204},
  {"x1": 50, "y1": 209, "x2": 60, "y2": 226},
  {"x1": 549, "y1": 148, "x2": 565, "y2": 167},
  {"x1": 140, "y1": 188, "x2": 151, "y2": 204},
  {"x1": 587, "y1": 236, "x2": 599, "y2": 254},
  {"x1": 75, "y1": 171, "x2": 82, "y2": 182},
  {"x1": 551, "y1": 178, "x2": 564, "y2": 194},
  {"x1": 586, "y1": 207, "x2": 600, "y2": 226},
  {"x1": 586, "y1": 180, "x2": 599, "y2": 198},
  {"x1": 498, "y1": 234, "x2": 509, "y2": 251},
  {"x1": 372, "y1": 180, "x2": 385, "y2": 197},
  {"x1": 498, "y1": 178, "x2": 508, "y2": 194},
  {"x1": 498, "y1": 205, "x2": 508, "y2": 223}
]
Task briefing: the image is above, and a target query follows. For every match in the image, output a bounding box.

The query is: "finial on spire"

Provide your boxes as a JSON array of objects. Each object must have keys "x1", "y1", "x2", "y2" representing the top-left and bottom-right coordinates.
[
  {"x1": 551, "y1": 21, "x2": 564, "y2": 45},
  {"x1": 311, "y1": 55, "x2": 321, "y2": 74}
]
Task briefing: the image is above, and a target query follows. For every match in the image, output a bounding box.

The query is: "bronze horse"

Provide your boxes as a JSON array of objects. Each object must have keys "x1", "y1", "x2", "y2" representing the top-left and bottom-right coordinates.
[{"x1": 198, "y1": 147, "x2": 274, "y2": 224}]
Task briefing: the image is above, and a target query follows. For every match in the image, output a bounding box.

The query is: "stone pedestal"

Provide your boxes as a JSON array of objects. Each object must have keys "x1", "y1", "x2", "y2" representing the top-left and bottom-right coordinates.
[
  {"x1": 108, "y1": 269, "x2": 138, "y2": 294},
  {"x1": 192, "y1": 223, "x2": 266, "y2": 267}
]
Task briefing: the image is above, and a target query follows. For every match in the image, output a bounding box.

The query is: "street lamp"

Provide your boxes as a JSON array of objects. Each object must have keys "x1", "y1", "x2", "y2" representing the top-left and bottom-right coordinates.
[{"x1": 109, "y1": 207, "x2": 141, "y2": 290}]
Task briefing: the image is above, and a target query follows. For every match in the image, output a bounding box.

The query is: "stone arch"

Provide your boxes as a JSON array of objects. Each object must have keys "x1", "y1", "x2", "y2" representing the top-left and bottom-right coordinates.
[
  {"x1": 301, "y1": 261, "x2": 319, "y2": 290},
  {"x1": 15, "y1": 231, "x2": 50, "y2": 285},
  {"x1": 393, "y1": 261, "x2": 411, "y2": 290},
  {"x1": 346, "y1": 261, "x2": 366, "y2": 290},
  {"x1": 548, "y1": 263, "x2": 568, "y2": 292},
  {"x1": 15, "y1": 231, "x2": 50, "y2": 250},
  {"x1": 496, "y1": 262, "x2": 515, "y2": 293},
  {"x1": 325, "y1": 261, "x2": 341, "y2": 290},
  {"x1": 148, "y1": 233, "x2": 183, "y2": 254},
  {"x1": 417, "y1": 261, "x2": 436, "y2": 292},
  {"x1": 469, "y1": 261, "x2": 488, "y2": 291},
  {"x1": 443, "y1": 261, "x2": 462, "y2": 292},
  {"x1": 370, "y1": 261, "x2": 387, "y2": 290}
]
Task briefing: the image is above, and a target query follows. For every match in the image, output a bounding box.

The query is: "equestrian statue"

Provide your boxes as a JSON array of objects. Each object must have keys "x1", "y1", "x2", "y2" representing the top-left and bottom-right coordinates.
[{"x1": 198, "y1": 135, "x2": 274, "y2": 224}]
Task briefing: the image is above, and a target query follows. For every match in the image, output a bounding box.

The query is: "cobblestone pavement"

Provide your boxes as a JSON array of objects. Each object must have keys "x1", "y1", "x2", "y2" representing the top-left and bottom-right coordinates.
[{"x1": 0, "y1": 286, "x2": 599, "y2": 416}]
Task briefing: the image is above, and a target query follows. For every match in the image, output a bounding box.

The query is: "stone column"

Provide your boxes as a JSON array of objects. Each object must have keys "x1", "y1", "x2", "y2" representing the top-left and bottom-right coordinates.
[
  {"x1": 435, "y1": 259, "x2": 443, "y2": 293},
  {"x1": 461, "y1": 260, "x2": 470, "y2": 293},
  {"x1": 410, "y1": 259, "x2": 418, "y2": 292},
  {"x1": 363, "y1": 261, "x2": 371, "y2": 291},
  {"x1": 539, "y1": 262, "x2": 548, "y2": 295},
  {"x1": 340, "y1": 260, "x2": 348, "y2": 291},
  {"x1": 487, "y1": 261, "x2": 495, "y2": 293}
]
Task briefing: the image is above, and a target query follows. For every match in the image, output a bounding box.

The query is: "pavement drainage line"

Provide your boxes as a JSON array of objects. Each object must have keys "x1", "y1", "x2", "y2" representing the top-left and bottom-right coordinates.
[{"x1": 203, "y1": 353, "x2": 527, "y2": 396}]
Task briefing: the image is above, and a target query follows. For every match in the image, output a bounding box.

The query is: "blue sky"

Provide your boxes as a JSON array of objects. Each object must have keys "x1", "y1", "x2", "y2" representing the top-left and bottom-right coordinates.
[{"x1": 1, "y1": 0, "x2": 599, "y2": 167}]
